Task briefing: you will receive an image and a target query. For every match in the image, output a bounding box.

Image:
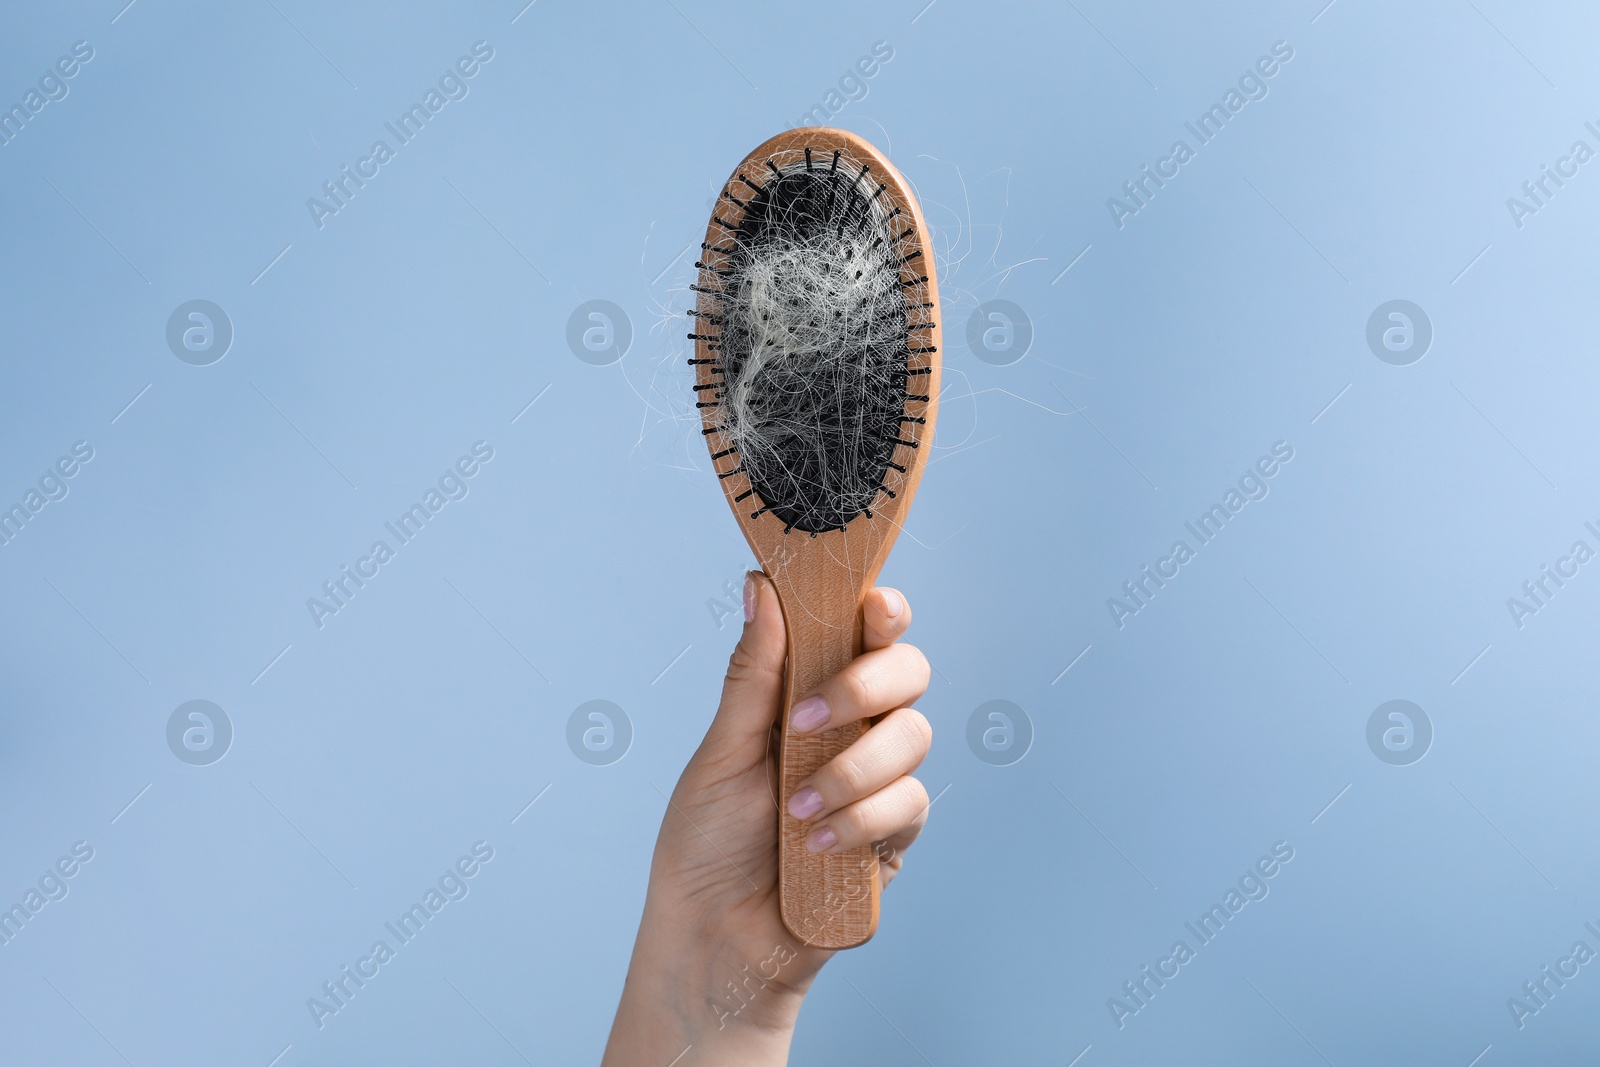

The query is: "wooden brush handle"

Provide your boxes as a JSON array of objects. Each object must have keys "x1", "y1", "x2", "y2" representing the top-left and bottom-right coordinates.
[{"x1": 774, "y1": 573, "x2": 880, "y2": 950}]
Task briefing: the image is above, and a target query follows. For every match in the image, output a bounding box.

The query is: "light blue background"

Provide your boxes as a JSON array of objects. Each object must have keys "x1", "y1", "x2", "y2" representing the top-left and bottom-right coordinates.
[{"x1": 2, "y1": 1, "x2": 1598, "y2": 1063}]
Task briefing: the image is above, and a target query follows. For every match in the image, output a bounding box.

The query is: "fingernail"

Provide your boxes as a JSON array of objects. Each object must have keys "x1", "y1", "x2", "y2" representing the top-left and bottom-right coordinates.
[
  {"x1": 790, "y1": 696, "x2": 829, "y2": 733},
  {"x1": 881, "y1": 589, "x2": 904, "y2": 619},
  {"x1": 788, "y1": 787, "x2": 823, "y2": 820},
  {"x1": 743, "y1": 573, "x2": 756, "y2": 623},
  {"x1": 806, "y1": 827, "x2": 837, "y2": 853}
]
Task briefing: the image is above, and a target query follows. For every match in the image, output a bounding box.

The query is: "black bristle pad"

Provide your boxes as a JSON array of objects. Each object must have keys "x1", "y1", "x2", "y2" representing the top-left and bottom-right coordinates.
[{"x1": 711, "y1": 162, "x2": 911, "y2": 534}]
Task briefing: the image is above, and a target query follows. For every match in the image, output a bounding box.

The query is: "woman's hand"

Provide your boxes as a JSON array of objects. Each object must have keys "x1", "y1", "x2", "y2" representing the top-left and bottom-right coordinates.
[{"x1": 602, "y1": 572, "x2": 933, "y2": 1066}]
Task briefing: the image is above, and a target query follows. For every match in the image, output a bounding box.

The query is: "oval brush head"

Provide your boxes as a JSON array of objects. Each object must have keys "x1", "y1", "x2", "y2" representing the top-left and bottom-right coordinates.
[{"x1": 692, "y1": 128, "x2": 941, "y2": 949}]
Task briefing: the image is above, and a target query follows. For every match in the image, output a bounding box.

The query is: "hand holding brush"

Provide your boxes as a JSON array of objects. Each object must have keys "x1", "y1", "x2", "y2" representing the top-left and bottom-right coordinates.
[
  {"x1": 607, "y1": 127, "x2": 941, "y2": 1064},
  {"x1": 603, "y1": 575, "x2": 932, "y2": 1065}
]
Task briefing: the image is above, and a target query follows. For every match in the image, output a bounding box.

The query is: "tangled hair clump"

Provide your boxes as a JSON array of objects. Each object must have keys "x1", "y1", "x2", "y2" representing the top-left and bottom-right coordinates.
[{"x1": 696, "y1": 156, "x2": 928, "y2": 533}]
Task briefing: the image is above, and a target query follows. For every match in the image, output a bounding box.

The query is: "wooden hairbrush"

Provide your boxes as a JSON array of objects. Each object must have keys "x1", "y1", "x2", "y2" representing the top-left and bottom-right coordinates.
[{"x1": 691, "y1": 127, "x2": 941, "y2": 949}]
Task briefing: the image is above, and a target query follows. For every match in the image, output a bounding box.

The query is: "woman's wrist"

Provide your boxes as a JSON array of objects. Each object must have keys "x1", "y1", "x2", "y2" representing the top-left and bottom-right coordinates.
[{"x1": 602, "y1": 906, "x2": 810, "y2": 1066}]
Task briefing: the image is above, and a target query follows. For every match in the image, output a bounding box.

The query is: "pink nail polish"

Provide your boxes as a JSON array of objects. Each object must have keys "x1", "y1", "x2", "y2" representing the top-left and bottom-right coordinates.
[
  {"x1": 789, "y1": 787, "x2": 823, "y2": 820},
  {"x1": 743, "y1": 573, "x2": 756, "y2": 623},
  {"x1": 806, "y1": 827, "x2": 837, "y2": 853},
  {"x1": 790, "y1": 696, "x2": 829, "y2": 733}
]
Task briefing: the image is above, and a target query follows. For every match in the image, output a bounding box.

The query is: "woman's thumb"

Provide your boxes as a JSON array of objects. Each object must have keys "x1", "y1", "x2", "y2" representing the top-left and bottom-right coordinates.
[{"x1": 701, "y1": 570, "x2": 787, "y2": 758}]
